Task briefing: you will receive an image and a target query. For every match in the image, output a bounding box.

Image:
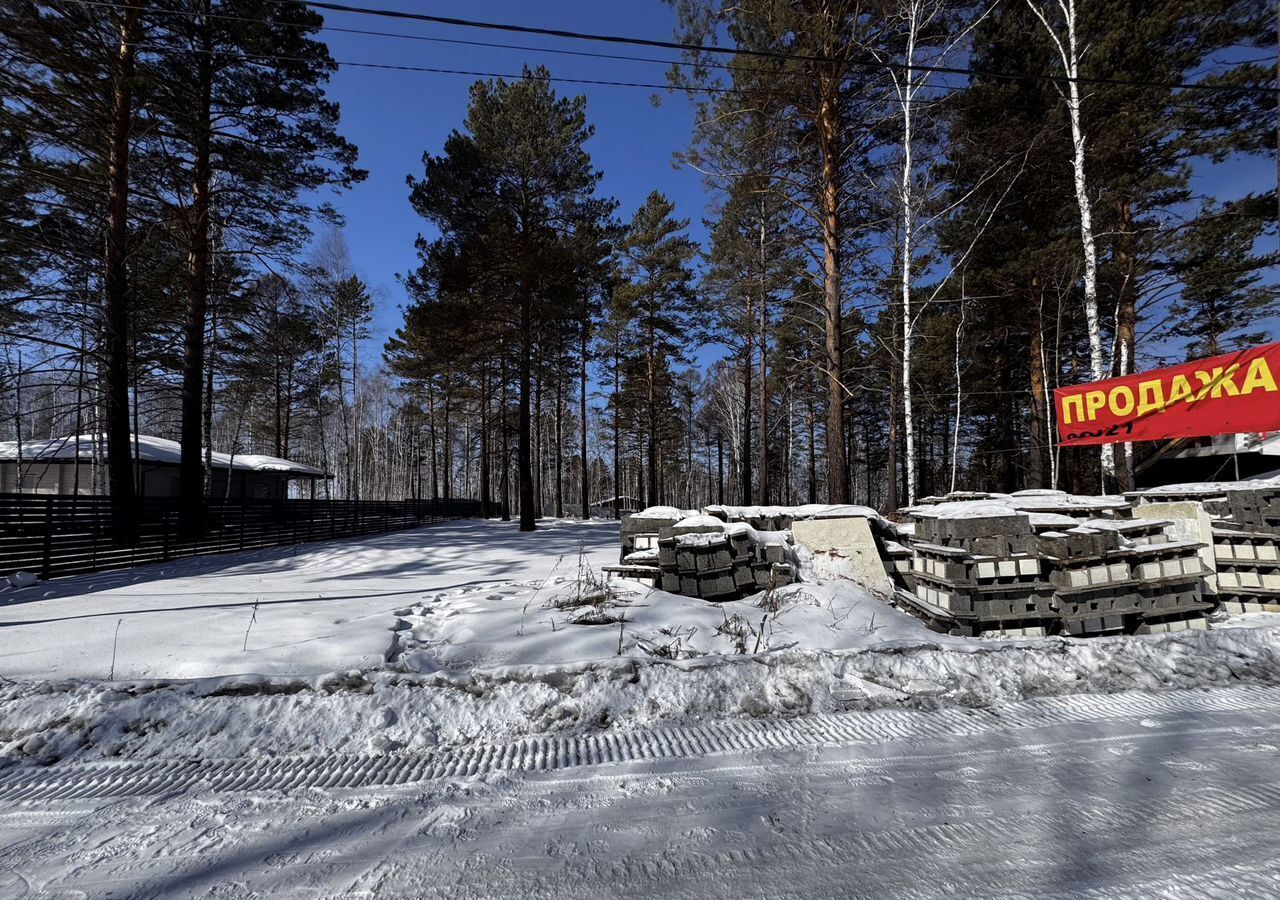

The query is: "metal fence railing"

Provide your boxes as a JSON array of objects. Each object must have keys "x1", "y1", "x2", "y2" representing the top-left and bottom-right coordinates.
[{"x1": 0, "y1": 494, "x2": 484, "y2": 581}]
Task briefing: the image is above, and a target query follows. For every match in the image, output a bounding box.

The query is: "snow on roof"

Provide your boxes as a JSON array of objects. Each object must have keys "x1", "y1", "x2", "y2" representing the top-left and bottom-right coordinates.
[{"x1": 0, "y1": 434, "x2": 326, "y2": 477}]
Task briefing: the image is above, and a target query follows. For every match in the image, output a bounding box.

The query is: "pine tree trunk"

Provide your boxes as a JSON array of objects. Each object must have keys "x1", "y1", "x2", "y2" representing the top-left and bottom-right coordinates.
[
  {"x1": 179, "y1": 2, "x2": 212, "y2": 530},
  {"x1": 501, "y1": 364, "x2": 511, "y2": 521},
  {"x1": 818, "y1": 77, "x2": 848, "y2": 503},
  {"x1": 554, "y1": 371, "x2": 564, "y2": 518},
  {"x1": 351, "y1": 320, "x2": 360, "y2": 501},
  {"x1": 518, "y1": 281, "x2": 535, "y2": 530},
  {"x1": 104, "y1": 2, "x2": 141, "y2": 540},
  {"x1": 612, "y1": 332, "x2": 621, "y2": 517},
  {"x1": 807, "y1": 386, "x2": 817, "y2": 504},
  {"x1": 741, "y1": 335, "x2": 753, "y2": 506},
  {"x1": 479, "y1": 367, "x2": 491, "y2": 517},
  {"x1": 1028, "y1": 290, "x2": 1048, "y2": 488},
  {"x1": 533, "y1": 370, "x2": 543, "y2": 519},
  {"x1": 757, "y1": 208, "x2": 769, "y2": 506},
  {"x1": 645, "y1": 320, "x2": 659, "y2": 507},
  {"x1": 203, "y1": 304, "x2": 215, "y2": 497},
  {"x1": 580, "y1": 313, "x2": 589, "y2": 519},
  {"x1": 428, "y1": 383, "x2": 438, "y2": 501}
]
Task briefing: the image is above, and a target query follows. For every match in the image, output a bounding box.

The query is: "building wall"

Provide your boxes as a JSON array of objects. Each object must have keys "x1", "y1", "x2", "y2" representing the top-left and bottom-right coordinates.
[
  {"x1": 0, "y1": 462, "x2": 91, "y2": 494},
  {"x1": 0, "y1": 461, "x2": 296, "y2": 499}
]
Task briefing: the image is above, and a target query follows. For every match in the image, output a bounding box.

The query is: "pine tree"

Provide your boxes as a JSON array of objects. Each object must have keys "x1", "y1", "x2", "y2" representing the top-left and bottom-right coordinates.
[
  {"x1": 1168, "y1": 197, "x2": 1277, "y2": 358},
  {"x1": 614, "y1": 192, "x2": 699, "y2": 506},
  {"x1": 405, "y1": 67, "x2": 614, "y2": 531},
  {"x1": 149, "y1": 0, "x2": 363, "y2": 518}
]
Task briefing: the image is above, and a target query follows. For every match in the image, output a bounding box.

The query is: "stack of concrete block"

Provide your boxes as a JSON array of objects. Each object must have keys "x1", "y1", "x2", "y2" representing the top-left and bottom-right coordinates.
[
  {"x1": 880, "y1": 539, "x2": 913, "y2": 588},
  {"x1": 653, "y1": 517, "x2": 794, "y2": 602},
  {"x1": 909, "y1": 541, "x2": 1054, "y2": 634},
  {"x1": 902, "y1": 499, "x2": 1213, "y2": 637},
  {"x1": 904, "y1": 512, "x2": 1054, "y2": 635},
  {"x1": 1044, "y1": 537, "x2": 1209, "y2": 635},
  {"x1": 1224, "y1": 486, "x2": 1280, "y2": 534},
  {"x1": 1213, "y1": 528, "x2": 1280, "y2": 613},
  {"x1": 1075, "y1": 518, "x2": 1172, "y2": 547},
  {"x1": 914, "y1": 511, "x2": 1040, "y2": 555},
  {"x1": 619, "y1": 509, "x2": 691, "y2": 562}
]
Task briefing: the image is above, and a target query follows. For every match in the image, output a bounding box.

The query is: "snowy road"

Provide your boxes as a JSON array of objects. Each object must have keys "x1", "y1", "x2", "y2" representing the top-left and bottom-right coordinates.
[{"x1": 4, "y1": 684, "x2": 1280, "y2": 898}]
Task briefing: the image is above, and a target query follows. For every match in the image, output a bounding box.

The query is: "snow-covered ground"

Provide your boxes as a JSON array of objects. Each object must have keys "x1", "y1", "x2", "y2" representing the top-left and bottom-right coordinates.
[
  {"x1": 5, "y1": 517, "x2": 1280, "y2": 897},
  {"x1": 0, "y1": 518, "x2": 619, "y2": 680}
]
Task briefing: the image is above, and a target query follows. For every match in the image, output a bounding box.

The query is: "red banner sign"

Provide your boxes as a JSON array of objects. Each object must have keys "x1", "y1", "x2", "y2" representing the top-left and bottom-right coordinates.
[{"x1": 1055, "y1": 343, "x2": 1280, "y2": 446}]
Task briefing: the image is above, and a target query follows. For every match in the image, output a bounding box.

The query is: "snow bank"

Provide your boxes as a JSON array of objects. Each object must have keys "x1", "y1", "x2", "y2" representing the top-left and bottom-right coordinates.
[{"x1": 7, "y1": 614, "x2": 1280, "y2": 768}]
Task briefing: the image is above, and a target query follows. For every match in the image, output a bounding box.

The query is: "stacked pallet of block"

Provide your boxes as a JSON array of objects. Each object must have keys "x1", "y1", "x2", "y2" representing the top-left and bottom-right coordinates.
[
  {"x1": 903, "y1": 508, "x2": 1055, "y2": 637},
  {"x1": 705, "y1": 504, "x2": 910, "y2": 591},
  {"x1": 653, "y1": 516, "x2": 794, "y2": 601},
  {"x1": 1133, "y1": 482, "x2": 1280, "y2": 614},
  {"x1": 902, "y1": 498, "x2": 1211, "y2": 636},
  {"x1": 1205, "y1": 485, "x2": 1280, "y2": 613},
  {"x1": 611, "y1": 506, "x2": 696, "y2": 588},
  {"x1": 1039, "y1": 527, "x2": 1210, "y2": 634}
]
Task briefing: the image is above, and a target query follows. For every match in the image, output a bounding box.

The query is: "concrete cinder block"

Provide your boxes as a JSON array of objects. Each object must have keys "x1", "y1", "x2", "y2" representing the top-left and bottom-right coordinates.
[
  {"x1": 791, "y1": 517, "x2": 892, "y2": 594},
  {"x1": 1133, "y1": 501, "x2": 1217, "y2": 592}
]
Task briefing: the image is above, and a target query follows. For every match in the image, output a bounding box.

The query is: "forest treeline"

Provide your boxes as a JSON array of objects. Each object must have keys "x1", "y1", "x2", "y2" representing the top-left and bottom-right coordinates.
[{"x1": 1, "y1": 0, "x2": 1276, "y2": 533}]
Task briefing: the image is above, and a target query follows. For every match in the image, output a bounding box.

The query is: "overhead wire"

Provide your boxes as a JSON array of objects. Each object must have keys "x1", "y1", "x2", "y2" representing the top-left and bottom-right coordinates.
[
  {"x1": 293, "y1": 0, "x2": 1279, "y2": 97},
  {"x1": 49, "y1": 0, "x2": 1279, "y2": 110},
  {"x1": 46, "y1": 0, "x2": 1269, "y2": 120}
]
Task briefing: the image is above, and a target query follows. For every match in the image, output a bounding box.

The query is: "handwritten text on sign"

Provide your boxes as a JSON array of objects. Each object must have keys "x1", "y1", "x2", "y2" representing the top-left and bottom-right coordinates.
[{"x1": 1055, "y1": 343, "x2": 1280, "y2": 447}]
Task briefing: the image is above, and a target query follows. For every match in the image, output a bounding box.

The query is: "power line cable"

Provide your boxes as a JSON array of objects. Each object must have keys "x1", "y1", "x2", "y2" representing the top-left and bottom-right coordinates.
[
  {"x1": 296, "y1": 0, "x2": 1279, "y2": 96},
  {"x1": 45, "y1": 0, "x2": 1268, "y2": 117}
]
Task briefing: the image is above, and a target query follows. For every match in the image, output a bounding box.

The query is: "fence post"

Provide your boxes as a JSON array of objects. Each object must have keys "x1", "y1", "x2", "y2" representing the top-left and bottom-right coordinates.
[{"x1": 40, "y1": 497, "x2": 53, "y2": 580}]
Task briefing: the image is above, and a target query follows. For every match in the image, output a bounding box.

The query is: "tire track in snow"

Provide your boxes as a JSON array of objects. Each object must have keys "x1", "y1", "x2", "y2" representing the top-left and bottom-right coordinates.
[{"x1": 1, "y1": 683, "x2": 1275, "y2": 803}]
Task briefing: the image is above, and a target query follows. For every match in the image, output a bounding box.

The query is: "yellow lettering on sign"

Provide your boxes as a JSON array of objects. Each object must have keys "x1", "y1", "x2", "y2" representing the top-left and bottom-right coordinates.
[
  {"x1": 1108, "y1": 385, "x2": 1135, "y2": 417},
  {"x1": 1084, "y1": 390, "x2": 1106, "y2": 420},
  {"x1": 1136, "y1": 380, "x2": 1166, "y2": 416},
  {"x1": 1168, "y1": 374, "x2": 1194, "y2": 404},
  {"x1": 1194, "y1": 365, "x2": 1241, "y2": 400},
  {"x1": 1061, "y1": 394, "x2": 1085, "y2": 424},
  {"x1": 1240, "y1": 357, "x2": 1278, "y2": 394}
]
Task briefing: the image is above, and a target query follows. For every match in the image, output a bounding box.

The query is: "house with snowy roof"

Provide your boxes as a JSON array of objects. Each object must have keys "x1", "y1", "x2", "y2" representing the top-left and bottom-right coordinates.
[
  {"x1": 1135, "y1": 432, "x2": 1280, "y2": 487},
  {"x1": 0, "y1": 434, "x2": 329, "y2": 499}
]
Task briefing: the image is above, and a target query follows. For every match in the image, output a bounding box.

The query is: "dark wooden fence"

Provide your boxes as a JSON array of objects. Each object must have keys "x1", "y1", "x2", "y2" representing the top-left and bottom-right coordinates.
[{"x1": 0, "y1": 494, "x2": 484, "y2": 581}]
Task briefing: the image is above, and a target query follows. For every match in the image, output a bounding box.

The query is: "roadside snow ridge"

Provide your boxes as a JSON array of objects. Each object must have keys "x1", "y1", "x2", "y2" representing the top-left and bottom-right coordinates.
[{"x1": 1, "y1": 684, "x2": 1272, "y2": 802}]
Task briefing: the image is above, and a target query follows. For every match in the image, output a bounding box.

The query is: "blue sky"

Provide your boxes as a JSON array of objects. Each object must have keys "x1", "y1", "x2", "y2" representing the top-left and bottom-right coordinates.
[
  {"x1": 309, "y1": 1, "x2": 707, "y2": 352},
  {"x1": 306, "y1": 1, "x2": 1277, "y2": 366}
]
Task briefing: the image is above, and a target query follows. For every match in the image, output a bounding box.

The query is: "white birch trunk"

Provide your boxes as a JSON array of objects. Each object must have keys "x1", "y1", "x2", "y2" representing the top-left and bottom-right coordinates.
[
  {"x1": 1026, "y1": 0, "x2": 1114, "y2": 484},
  {"x1": 899, "y1": 4, "x2": 919, "y2": 506},
  {"x1": 951, "y1": 286, "x2": 965, "y2": 493}
]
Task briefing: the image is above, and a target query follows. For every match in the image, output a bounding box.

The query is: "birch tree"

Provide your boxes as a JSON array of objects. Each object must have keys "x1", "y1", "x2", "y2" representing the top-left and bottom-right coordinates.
[{"x1": 1024, "y1": 0, "x2": 1112, "y2": 486}]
